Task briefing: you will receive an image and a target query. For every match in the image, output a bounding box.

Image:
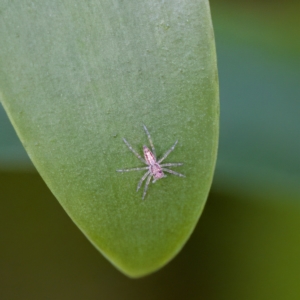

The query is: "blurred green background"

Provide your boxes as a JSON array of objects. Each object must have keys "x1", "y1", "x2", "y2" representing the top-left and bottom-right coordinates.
[{"x1": 1, "y1": 0, "x2": 299, "y2": 299}]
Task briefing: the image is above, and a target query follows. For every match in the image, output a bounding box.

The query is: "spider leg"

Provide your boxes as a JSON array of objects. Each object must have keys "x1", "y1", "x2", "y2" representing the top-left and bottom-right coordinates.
[
  {"x1": 122, "y1": 138, "x2": 146, "y2": 164},
  {"x1": 161, "y1": 168, "x2": 185, "y2": 178},
  {"x1": 116, "y1": 166, "x2": 149, "y2": 172},
  {"x1": 142, "y1": 174, "x2": 152, "y2": 200},
  {"x1": 137, "y1": 170, "x2": 151, "y2": 191},
  {"x1": 143, "y1": 124, "x2": 156, "y2": 159},
  {"x1": 158, "y1": 140, "x2": 178, "y2": 163},
  {"x1": 160, "y1": 163, "x2": 183, "y2": 167}
]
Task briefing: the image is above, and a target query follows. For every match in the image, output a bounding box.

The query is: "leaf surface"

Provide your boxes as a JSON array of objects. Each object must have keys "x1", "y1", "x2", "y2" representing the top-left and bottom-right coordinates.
[{"x1": 0, "y1": 0, "x2": 218, "y2": 277}]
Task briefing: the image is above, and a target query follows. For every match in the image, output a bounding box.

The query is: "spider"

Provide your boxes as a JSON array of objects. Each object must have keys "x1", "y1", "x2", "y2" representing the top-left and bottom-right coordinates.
[{"x1": 116, "y1": 125, "x2": 185, "y2": 200}]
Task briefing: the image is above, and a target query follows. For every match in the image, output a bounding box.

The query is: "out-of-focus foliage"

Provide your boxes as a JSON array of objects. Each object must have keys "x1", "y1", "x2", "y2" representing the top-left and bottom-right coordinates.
[
  {"x1": 210, "y1": 0, "x2": 300, "y2": 201},
  {"x1": 1, "y1": 173, "x2": 300, "y2": 300}
]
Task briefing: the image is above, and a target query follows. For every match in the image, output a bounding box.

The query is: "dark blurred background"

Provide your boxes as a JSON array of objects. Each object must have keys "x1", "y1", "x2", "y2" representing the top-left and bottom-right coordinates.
[{"x1": 1, "y1": 0, "x2": 300, "y2": 299}]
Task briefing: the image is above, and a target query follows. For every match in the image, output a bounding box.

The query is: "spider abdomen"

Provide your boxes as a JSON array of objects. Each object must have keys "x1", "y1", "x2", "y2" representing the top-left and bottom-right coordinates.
[{"x1": 143, "y1": 146, "x2": 156, "y2": 165}]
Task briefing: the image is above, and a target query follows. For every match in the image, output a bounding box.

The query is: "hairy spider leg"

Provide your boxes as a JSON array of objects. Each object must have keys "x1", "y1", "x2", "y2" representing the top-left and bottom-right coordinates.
[
  {"x1": 116, "y1": 166, "x2": 149, "y2": 172},
  {"x1": 137, "y1": 170, "x2": 151, "y2": 191},
  {"x1": 142, "y1": 174, "x2": 152, "y2": 200},
  {"x1": 160, "y1": 163, "x2": 183, "y2": 167},
  {"x1": 122, "y1": 138, "x2": 147, "y2": 164},
  {"x1": 143, "y1": 124, "x2": 156, "y2": 159},
  {"x1": 161, "y1": 168, "x2": 185, "y2": 177},
  {"x1": 158, "y1": 140, "x2": 178, "y2": 163}
]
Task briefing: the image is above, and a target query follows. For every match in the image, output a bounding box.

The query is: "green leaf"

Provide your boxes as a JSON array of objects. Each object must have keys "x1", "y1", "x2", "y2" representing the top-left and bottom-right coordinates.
[{"x1": 0, "y1": 0, "x2": 218, "y2": 277}]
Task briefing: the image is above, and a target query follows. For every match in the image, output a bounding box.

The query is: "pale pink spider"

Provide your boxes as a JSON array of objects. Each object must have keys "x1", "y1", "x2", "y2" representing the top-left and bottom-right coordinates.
[{"x1": 117, "y1": 125, "x2": 185, "y2": 200}]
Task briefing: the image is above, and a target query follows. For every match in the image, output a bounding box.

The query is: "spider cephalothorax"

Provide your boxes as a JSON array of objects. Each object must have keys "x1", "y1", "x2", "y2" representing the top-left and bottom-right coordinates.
[{"x1": 117, "y1": 125, "x2": 185, "y2": 200}]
